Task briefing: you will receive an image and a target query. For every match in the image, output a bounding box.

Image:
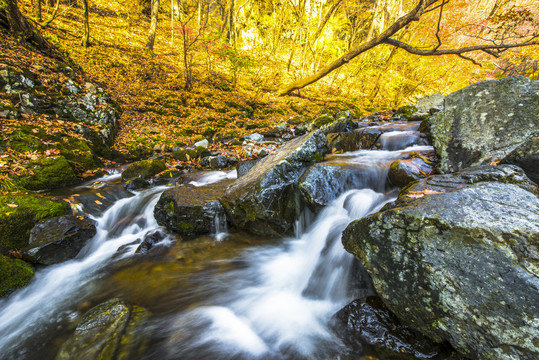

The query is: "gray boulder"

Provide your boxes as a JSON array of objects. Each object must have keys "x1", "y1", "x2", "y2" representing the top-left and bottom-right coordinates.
[
  {"x1": 24, "y1": 215, "x2": 96, "y2": 265},
  {"x1": 342, "y1": 165, "x2": 539, "y2": 360},
  {"x1": 416, "y1": 93, "x2": 444, "y2": 113},
  {"x1": 55, "y1": 298, "x2": 150, "y2": 360},
  {"x1": 423, "y1": 76, "x2": 538, "y2": 180},
  {"x1": 154, "y1": 180, "x2": 233, "y2": 237},
  {"x1": 387, "y1": 152, "x2": 436, "y2": 187},
  {"x1": 221, "y1": 131, "x2": 327, "y2": 236}
]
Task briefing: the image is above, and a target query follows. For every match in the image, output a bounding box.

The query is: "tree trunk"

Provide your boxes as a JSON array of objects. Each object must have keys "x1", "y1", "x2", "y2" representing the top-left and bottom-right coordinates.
[
  {"x1": 35, "y1": 0, "x2": 42, "y2": 22},
  {"x1": 81, "y1": 0, "x2": 90, "y2": 47},
  {"x1": 146, "y1": 0, "x2": 160, "y2": 51},
  {"x1": 0, "y1": 0, "x2": 50, "y2": 50}
]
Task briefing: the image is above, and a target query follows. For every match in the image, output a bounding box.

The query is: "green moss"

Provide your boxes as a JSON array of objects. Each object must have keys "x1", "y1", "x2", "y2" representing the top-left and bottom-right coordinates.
[
  {"x1": 0, "y1": 255, "x2": 35, "y2": 297},
  {"x1": 121, "y1": 159, "x2": 166, "y2": 181},
  {"x1": 17, "y1": 156, "x2": 77, "y2": 190},
  {"x1": 176, "y1": 221, "x2": 194, "y2": 230},
  {"x1": 57, "y1": 137, "x2": 97, "y2": 171},
  {"x1": 0, "y1": 194, "x2": 71, "y2": 250},
  {"x1": 172, "y1": 149, "x2": 197, "y2": 161},
  {"x1": 311, "y1": 114, "x2": 334, "y2": 129},
  {"x1": 195, "y1": 146, "x2": 211, "y2": 158},
  {"x1": 313, "y1": 152, "x2": 324, "y2": 162},
  {"x1": 396, "y1": 105, "x2": 418, "y2": 119}
]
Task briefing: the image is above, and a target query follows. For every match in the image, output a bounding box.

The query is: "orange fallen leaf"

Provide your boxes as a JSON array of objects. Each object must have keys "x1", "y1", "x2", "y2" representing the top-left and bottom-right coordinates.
[
  {"x1": 95, "y1": 200, "x2": 102, "y2": 205},
  {"x1": 490, "y1": 159, "x2": 501, "y2": 166}
]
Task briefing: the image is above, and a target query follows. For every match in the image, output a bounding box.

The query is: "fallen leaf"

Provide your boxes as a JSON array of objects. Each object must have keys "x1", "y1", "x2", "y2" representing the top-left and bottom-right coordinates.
[
  {"x1": 95, "y1": 200, "x2": 102, "y2": 205},
  {"x1": 490, "y1": 159, "x2": 501, "y2": 166},
  {"x1": 6, "y1": 203, "x2": 18, "y2": 208}
]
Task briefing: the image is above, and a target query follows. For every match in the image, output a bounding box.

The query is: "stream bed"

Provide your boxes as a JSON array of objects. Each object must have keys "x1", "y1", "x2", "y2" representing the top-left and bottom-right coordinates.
[{"x1": 0, "y1": 129, "x2": 436, "y2": 360}]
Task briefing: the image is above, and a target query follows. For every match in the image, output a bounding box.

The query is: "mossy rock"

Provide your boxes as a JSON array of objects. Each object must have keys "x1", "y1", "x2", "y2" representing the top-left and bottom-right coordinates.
[
  {"x1": 121, "y1": 159, "x2": 166, "y2": 181},
  {"x1": 55, "y1": 298, "x2": 150, "y2": 360},
  {"x1": 17, "y1": 156, "x2": 78, "y2": 190},
  {"x1": 396, "y1": 104, "x2": 418, "y2": 119},
  {"x1": 0, "y1": 194, "x2": 71, "y2": 251},
  {"x1": 0, "y1": 255, "x2": 35, "y2": 298},
  {"x1": 57, "y1": 137, "x2": 98, "y2": 171},
  {"x1": 309, "y1": 114, "x2": 335, "y2": 130},
  {"x1": 172, "y1": 149, "x2": 197, "y2": 161},
  {"x1": 195, "y1": 146, "x2": 211, "y2": 158}
]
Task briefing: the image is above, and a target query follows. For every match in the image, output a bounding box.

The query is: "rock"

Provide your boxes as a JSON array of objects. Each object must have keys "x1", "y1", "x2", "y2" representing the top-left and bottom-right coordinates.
[
  {"x1": 342, "y1": 165, "x2": 539, "y2": 360},
  {"x1": 388, "y1": 155, "x2": 436, "y2": 187},
  {"x1": 501, "y1": 134, "x2": 539, "y2": 184},
  {"x1": 154, "y1": 180, "x2": 234, "y2": 237},
  {"x1": 23, "y1": 215, "x2": 96, "y2": 265},
  {"x1": 326, "y1": 127, "x2": 382, "y2": 152},
  {"x1": 416, "y1": 93, "x2": 445, "y2": 113},
  {"x1": 299, "y1": 158, "x2": 386, "y2": 213},
  {"x1": 237, "y1": 159, "x2": 261, "y2": 177},
  {"x1": 0, "y1": 195, "x2": 71, "y2": 251},
  {"x1": 309, "y1": 114, "x2": 334, "y2": 130},
  {"x1": 18, "y1": 156, "x2": 78, "y2": 190},
  {"x1": 244, "y1": 133, "x2": 264, "y2": 143},
  {"x1": 194, "y1": 139, "x2": 209, "y2": 148},
  {"x1": 324, "y1": 117, "x2": 359, "y2": 134},
  {"x1": 395, "y1": 105, "x2": 417, "y2": 120},
  {"x1": 195, "y1": 146, "x2": 211, "y2": 158},
  {"x1": 209, "y1": 155, "x2": 228, "y2": 169},
  {"x1": 221, "y1": 131, "x2": 327, "y2": 236},
  {"x1": 135, "y1": 230, "x2": 166, "y2": 254},
  {"x1": 172, "y1": 149, "x2": 197, "y2": 161},
  {"x1": 121, "y1": 159, "x2": 166, "y2": 182},
  {"x1": 333, "y1": 297, "x2": 451, "y2": 359},
  {"x1": 0, "y1": 255, "x2": 34, "y2": 298},
  {"x1": 424, "y1": 76, "x2": 538, "y2": 176},
  {"x1": 55, "y1": 298, "x2": 150, "y2": 360}
]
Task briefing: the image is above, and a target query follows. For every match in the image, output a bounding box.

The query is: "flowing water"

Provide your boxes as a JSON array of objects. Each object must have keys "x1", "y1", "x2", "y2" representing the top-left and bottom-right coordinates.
[{"x1": 0, "y1": 128, "x2": 432, "y2": 360}]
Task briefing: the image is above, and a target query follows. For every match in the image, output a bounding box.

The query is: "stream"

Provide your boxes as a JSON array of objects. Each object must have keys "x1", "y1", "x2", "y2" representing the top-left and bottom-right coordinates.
[{"x1": 0, "y1": 127, "x2": 433, "y2": 359}]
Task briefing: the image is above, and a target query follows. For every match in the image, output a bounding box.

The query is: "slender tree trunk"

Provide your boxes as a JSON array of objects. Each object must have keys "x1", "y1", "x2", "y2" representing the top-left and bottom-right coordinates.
[
  {"x1": 146, "y1": 0, "x2": 160, "y2": 51},
  {"x1": 35, "y1": 0, "x2": 42, "y2": 22},
  {"x1": 81, "y1": 0, "x2": 90, "y2": 47},
  {"x1": 228, "y1": 0, "x2": 235, "y2": 45},
  {"x1": 0, "y1": 0, "x2": 50, "y2": 50}
]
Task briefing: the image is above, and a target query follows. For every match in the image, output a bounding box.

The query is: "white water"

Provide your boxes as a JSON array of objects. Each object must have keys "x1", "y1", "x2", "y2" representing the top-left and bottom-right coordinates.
[{"x1": 0, "y1": 134, "x2": 427, "y2": 359}]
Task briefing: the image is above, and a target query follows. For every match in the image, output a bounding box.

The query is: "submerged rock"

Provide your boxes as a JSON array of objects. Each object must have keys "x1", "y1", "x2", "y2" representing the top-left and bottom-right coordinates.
[
  {"x1": 0, "y1": 254, "x2": 34, "y2": 298},
  {"x1": 55, "y1": 298, "x2": 150, "y2": 360},
  {"x1": 423, "y1": 76, "x2": 538, "y2": 181},
  {"x1": 0, "y1": 195, "x2": 71, "y2": 251},
  {"x1": 154, "y1": 180, "x2": 233, "y2": 237},
  {"x1": 23, "y1": 215, "x2": 96, "y2": 265},
  {"x1": 221, "y1": 131, "x2": 327, "y2": 237},
  {"x1": 135, "y1": 230, "x2": 166, "y2": 254},
  {"x1": 342, "y1": 165, "x2": 539, "y2": 360},
  {"x1": 334, "y1": 296, "x2": 451, "y2": 359}
]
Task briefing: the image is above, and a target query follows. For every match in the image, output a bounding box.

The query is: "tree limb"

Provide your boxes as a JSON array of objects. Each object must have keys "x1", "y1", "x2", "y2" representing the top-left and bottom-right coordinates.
[{"x1": 277, "y1": 0, "x2": 439, "y2": 95}]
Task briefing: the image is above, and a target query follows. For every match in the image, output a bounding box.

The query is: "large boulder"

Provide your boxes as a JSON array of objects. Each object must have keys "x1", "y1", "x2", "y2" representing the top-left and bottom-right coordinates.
[
  {"x1": 221, "y1": 131, "x2": 327, "y2": 237},
  {"x1": 154, "y1": 180, "x2": 233, "y2": 237},
  {"x1": 333, "y1": 296, "x2": 452, "y2": 359},
  {"x1": 23, "y1": 215, "x2": 97, "y2": 265},
  {"x1": 0, "y1": 254, "x2": 35, "y2": 298},
  {"x1": 55, "y1": 298, "x2": 150, "y2": 360},
  {"x1": 0, "y1": 195, "x2": 71, "y2": 252},
  {"x1": 342, "y1": 165, "x2": 539, "y2": 360},
  {"x1": 423, "y1": 76, "x2": 539, "y2": 181}
]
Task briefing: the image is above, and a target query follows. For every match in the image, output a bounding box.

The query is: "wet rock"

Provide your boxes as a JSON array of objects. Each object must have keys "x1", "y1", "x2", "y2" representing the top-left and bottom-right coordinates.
[
  {"x1": 424, "y1": 76, "x2": 538, "y2": 176},
  {"x1": 299, "y1": 158, "x2": 386, "y2": 213},
  {"x1": 333, "y1": 297, "x2": 451, "y2": 359},
  {"x1": 55, "y1": 298, "x2": 150, "y2": 360},
  {"x1": 501, "y1": 134, "x2": 539, "y2": 184},
  {"x1": 154, "y1": 180, "x2": 234, "y2": 237},
  {"x1": 0, "y1": 195, "x2": 71, "y2": 251},
  {"x1": 221, "y1": 131, "x2": 327, "y2": 237},
  {"x1": 376, "y1": 130, "x2": 427, "y2": 151},
  {"x1": 343, "y1": 165, "x2": 539, "y2": 360},
  {"x1": 388, "y1": 155, "x2": 436, "y2": 187},
  {"x1": 23, "y1": 215, "x2": 96, "y2": 265},
  {"x1": 327, "y1": 127, "x2": 382, "y2": 152},
  {"x1": 416, "y1": 93, "x2": 445, "y2": 113},
  {"x1": 136, "y1": 230, "x2": 166, "y2": 254},
  {"x1": 209, "y1": 155, "x2": 228, "y2": 169},
  {"x1": 236, "y1": 159, "x2": 260, "y2": 177},
  {"x1": 122, "y1": 160, "x2": 167, "y2": 189},
  {"x1": 18, "y1": 156, "x2": 78, "y2": 190},
  {"x1": 0, "y1": 254, "x2": 34, "y2": 298}
]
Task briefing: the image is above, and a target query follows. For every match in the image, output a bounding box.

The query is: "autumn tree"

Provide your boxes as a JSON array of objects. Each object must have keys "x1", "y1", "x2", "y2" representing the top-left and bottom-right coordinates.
[
  {"x1": 277, "y1": 0, "x2": 539, "y2": 95},
  {"x1": 81, "y1": 0, "x2": 90, "y2": 47},
  {"x1": 0, "y1": 0, "x2": 52, "y2": 50},
  {"x1": 146, "y1": 0, "x2": 160, "y2": 51}
]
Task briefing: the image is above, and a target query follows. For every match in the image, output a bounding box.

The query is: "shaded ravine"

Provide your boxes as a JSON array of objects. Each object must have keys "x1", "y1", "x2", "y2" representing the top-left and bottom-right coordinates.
[{"x1": 0, "y1": 133, "x2": 430, "y2": 359}]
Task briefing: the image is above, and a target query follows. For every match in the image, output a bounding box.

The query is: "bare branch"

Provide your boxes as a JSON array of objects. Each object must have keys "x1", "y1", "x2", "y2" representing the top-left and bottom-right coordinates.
[
  {"x1": 434, "y1": 0, "x2": 445, "y2": 50},
  {"x1": 424, "y1": 0, "x2": 450, "y2": 14},
  {"x1": 277, "y1": 0, "x2": 440, "y2": 95},
  {"x1": 383, "y1": 37, "x2": 539, "y2": 57},
  {"x1": 458, "y1": 54, "x2": 481, "y2": 66}
]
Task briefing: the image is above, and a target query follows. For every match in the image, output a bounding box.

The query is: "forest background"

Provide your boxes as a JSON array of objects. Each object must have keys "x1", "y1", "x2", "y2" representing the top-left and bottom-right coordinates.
[{"x1": 1, "y1": 0, "x2": 538, "y2": 171}]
